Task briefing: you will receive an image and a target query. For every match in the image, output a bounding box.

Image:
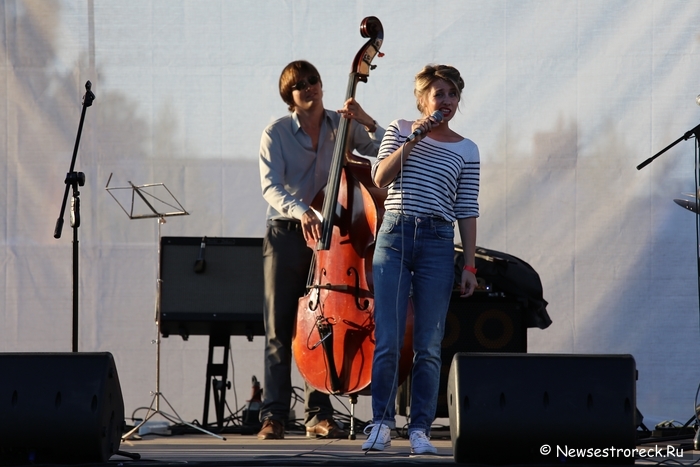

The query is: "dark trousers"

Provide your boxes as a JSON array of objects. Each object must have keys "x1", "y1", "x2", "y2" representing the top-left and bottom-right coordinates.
[{"x1": 259, "y1": 223, "x2": 335, "y2": 426}]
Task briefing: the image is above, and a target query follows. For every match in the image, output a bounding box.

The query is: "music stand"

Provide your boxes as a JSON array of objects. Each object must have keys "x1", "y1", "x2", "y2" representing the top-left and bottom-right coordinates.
[{"x1": 106, "y1": 174, "x2": 225, "y2": 441}]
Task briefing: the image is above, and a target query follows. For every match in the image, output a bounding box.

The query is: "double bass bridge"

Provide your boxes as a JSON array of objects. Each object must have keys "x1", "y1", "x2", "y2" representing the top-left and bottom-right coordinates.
[{"x1": 306, "y1": 267, "x2": 370, "y2": 311}]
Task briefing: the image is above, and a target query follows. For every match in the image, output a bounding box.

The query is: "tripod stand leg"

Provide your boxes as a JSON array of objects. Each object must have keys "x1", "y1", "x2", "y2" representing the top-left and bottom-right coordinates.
[
  {"x1": 122, "y1": 392, "x2": 227, "y2": 441},
  {"x1": 121, "y1": 392, "x2": 159, "y2": 440},
  {"x1": 158, "y1": 392, "x2": 227, "y2": 440}
]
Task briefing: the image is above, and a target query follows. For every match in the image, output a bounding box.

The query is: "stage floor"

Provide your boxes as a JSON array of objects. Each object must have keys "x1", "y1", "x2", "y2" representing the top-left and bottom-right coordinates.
[
  {"x1": 111, "y1": 428, "x2": 700, "y2": 467},
  {"x1": 117, "y1": 431, "x2": 454, "y2": 466}
]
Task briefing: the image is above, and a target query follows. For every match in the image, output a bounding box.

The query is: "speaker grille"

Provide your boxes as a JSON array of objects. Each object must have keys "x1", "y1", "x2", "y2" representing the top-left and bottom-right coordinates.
[
  {"x1": 160, "y1": 237, "x2": 265, "y2": 337},
  {"x1": 436, "y1": 293, "x2": 526, "y2": 418}
]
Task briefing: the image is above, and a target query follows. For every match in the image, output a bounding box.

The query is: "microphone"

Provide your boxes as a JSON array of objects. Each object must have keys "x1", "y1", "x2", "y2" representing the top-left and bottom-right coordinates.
[
  {"x1": 405, "y1": 110, "x2": 444, "y2": 143},
  {"x1": 194, "y1": 236, "x2": 206, "y2": 273}
]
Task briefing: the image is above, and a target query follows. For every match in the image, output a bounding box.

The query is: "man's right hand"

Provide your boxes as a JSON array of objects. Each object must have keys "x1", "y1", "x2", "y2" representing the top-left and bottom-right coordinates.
[{"x1": 301, "y1": 208, "x2": 322, "y2": 243}]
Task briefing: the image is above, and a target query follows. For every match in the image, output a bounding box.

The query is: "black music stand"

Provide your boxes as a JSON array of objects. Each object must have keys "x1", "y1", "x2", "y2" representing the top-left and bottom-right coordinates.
[{"x1": 106, "y1": 174, "x2": 225, "y2": 441}]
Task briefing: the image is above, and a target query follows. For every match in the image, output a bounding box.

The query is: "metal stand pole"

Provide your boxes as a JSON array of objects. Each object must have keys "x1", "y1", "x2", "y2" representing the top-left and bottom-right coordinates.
[
  {"x1": 54, "y1": 81, "x2": 94, "y2": 352},
  {"x1": 639, "y1": 125, "x2": 700, "y2": 447},
  {"x1": 105, "y1": 176, "x2": 222, "y2": 440},
  {"x1": 121, "y1": 217, "x2": 225, "y2": 441}
]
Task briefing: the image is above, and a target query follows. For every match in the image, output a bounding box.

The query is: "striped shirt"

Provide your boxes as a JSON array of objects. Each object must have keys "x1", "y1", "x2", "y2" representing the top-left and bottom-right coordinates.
[{"x1": 372, "y1": 119, "x2": 480, "y2": 222}]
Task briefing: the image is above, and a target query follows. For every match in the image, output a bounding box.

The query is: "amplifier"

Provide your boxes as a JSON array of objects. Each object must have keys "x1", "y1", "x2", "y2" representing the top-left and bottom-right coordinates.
[{"x1": 159, "y1": 236, "x2": 265, "y2": 339}]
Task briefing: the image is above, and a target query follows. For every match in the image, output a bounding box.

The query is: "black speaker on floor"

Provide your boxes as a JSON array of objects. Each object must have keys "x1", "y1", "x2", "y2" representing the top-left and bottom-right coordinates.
[
  {"x1": 447, "y1": 353, "x2": 637, "y2": 465},
  {"x1": 0, "y1": 352, "x2": 125, "y2": 464}
]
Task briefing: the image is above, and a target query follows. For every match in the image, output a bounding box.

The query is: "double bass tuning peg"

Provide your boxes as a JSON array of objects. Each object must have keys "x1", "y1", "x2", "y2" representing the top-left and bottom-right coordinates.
[{"x1": 370, "y1": 53, "x2": 384, "y2": 70}]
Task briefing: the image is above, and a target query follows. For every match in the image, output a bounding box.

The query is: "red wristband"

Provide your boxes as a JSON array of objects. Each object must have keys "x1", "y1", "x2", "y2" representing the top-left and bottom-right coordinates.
[{"x1": 463, "y1": 265, "x2": 477, "y2": 274}]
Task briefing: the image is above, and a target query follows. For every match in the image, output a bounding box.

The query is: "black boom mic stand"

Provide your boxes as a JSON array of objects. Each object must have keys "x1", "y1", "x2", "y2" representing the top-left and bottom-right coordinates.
[
  {"x1": 638, "y1": 122, "x2": 700, "y2": 448},
  {"x1": 53, "y1": 80, "x2": 94, "y2": 353}
]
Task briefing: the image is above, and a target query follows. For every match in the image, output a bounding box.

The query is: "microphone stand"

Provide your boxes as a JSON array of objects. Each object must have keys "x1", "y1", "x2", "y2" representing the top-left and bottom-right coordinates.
[
  {"x1": 638, "y1": 124, "x2": 700, "y2": 448},
  {"x1": 636, "y1": 122, "x2": 700, "y2": 170},
  {"x1": 53, "y1": 81, "x2": 94, "y2": 353}
]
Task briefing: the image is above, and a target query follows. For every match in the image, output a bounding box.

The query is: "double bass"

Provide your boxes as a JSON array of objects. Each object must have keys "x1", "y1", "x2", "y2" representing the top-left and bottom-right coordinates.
[{"x1": 291, "y1": 17, "x2": 413, "y2": 437}]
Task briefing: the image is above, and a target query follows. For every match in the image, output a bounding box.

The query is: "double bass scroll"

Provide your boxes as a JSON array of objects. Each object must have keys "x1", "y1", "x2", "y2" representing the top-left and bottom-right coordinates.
[{"x1": 317, "y1": 16, "x2": 384, "y2": 251}]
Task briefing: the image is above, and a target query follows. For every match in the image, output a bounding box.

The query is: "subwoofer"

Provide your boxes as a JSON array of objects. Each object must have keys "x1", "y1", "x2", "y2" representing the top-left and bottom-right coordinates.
[
  {"x1": 447, "y1": 353, "x2": 637, "y2": 465},
  {"x1": 0, "y1": 352, "x2": 125, "y2": 463}
]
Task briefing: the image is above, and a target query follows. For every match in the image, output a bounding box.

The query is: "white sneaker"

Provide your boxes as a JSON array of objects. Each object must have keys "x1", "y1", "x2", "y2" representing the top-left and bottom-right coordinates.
[
  {"x1": 409, "y1": 430, "x2": 437, "y2": 455},
  {"x1": 361, "y1": 423, "x2": 391, "y2": 451}
]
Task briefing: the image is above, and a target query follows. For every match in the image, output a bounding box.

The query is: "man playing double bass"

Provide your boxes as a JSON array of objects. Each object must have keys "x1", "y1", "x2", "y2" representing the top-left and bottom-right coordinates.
[{"x1": 257, "y1": 60, "x2": 384, "y2": 440}]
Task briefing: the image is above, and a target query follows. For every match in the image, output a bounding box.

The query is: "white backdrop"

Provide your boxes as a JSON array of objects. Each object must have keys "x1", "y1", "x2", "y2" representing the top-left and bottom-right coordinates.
[{"x1": 2, "y1": 0, "x2": 700, "y2": 429}]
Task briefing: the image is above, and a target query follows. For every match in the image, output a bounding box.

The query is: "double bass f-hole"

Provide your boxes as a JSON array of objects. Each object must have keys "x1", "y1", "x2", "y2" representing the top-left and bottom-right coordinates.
[{"x1": 347, "y1": 267, "x2": 370, "y2": 311}]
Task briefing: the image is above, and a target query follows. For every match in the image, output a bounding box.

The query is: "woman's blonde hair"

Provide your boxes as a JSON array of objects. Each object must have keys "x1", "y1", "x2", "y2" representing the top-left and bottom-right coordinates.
[{"x1": 414, "y1": 64, "x2": 464, "y2": 114}]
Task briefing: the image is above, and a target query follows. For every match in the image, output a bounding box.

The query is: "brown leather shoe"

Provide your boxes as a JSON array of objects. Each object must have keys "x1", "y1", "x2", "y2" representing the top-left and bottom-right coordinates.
[
  {"x1": 257, "y1": 419, "x2": 284, "y2": 440},
  {"x1": 306, "y1": 419, "x2": 348, "y2": 439}
]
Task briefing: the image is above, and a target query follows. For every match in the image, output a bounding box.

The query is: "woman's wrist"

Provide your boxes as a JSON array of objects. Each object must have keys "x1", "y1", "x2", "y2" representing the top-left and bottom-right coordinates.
[{"x1": 463, "y1": 265, "x2": 477, "y2": 275}]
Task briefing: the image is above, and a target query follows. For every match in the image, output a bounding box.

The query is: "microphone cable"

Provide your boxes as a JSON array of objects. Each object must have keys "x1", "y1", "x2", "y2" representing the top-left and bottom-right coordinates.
[{"x1": 366, "y1": 134, "x2": 411, "y2": 453}]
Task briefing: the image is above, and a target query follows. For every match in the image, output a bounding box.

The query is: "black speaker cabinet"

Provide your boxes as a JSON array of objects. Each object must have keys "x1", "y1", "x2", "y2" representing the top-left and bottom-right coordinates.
[
  {"x1": 437, "y1": 293, "x2": 526, "y2": 417},
  {"x1": 160, "y1": 236, "x2": 265, "y2": 338},
  {"x1": 447, "y1": 353, "x2": 637, "y2": 465},
  {"x1": 398, "y1": 292, "x2": 526, "y2": 418},
  {"x1": 0, "y1": 352, "x2": 125, "y2": 464},
  {"x1": 444, "y1": 292, "x2": 526, "y2": 354}
]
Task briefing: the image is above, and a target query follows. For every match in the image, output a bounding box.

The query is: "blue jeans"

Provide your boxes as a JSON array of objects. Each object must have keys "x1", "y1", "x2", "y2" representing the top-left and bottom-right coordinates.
[{"x1": 370, "y1": 211, "x2": 455, "y2": 435}]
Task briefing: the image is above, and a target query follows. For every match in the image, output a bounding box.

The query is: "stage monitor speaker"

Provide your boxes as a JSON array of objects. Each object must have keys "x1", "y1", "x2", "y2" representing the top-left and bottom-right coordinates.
[
  {"x1": 447, "y1": 353, "x2": 637, "y2": 465},
  {"x1": 0, "y1": 352, "x2": 125, "y2": 464},
  {"x1": 160, "y1": 236, "x2": 265, "y2": 338}
]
